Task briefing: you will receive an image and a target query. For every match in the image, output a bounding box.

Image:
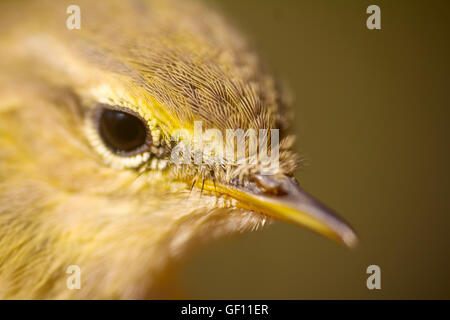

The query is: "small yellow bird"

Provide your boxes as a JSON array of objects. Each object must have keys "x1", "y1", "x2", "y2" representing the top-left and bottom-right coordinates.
[{"x1": 0, "y1": 0, "x2": 357, "y2": 299}]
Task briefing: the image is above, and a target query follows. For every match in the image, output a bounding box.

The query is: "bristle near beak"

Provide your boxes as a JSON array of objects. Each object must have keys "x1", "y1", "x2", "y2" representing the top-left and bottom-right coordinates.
[{"x1": 198, "y1": 174, "x2": 358, "y2": 248}]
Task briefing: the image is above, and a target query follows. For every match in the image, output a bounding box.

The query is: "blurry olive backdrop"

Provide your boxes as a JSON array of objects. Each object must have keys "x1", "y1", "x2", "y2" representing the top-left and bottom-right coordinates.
[{"x1": 179, "y1": 0, "x2": 450, "y2": 299}]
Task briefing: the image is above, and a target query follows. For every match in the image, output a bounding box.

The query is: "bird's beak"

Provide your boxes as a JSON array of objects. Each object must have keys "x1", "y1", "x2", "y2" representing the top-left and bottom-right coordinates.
[{"x1": 198, "y1": 174, "x2": 358, "y2": 248}]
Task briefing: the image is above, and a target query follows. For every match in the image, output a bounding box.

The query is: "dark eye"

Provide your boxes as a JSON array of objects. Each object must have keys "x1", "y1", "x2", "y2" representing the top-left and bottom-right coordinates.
[{"x1": 96, "y1": 105, "x2": 151, "y2": 156}]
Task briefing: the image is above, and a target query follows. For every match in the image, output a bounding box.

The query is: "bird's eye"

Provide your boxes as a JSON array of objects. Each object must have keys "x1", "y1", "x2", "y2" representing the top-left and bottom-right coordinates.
[{"x1": 96, "y1": 105, "x2": 151, "y2": 156}]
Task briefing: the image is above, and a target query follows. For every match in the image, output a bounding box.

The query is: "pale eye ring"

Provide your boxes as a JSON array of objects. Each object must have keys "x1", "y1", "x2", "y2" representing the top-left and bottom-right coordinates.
[{"x1": 94, "y1": 104, "x2": 152, "y2": 157}]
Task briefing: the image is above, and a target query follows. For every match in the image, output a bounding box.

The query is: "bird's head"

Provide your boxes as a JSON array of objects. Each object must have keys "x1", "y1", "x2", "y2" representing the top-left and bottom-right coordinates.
[{"x1": 0, "y1": 0, "x2": 357, "y2": 298}]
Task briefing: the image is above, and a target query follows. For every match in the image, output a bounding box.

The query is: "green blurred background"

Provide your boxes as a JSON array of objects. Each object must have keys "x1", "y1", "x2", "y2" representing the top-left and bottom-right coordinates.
[{"x1": 180, "y1": 0, "x2": 450, "y2": 299}]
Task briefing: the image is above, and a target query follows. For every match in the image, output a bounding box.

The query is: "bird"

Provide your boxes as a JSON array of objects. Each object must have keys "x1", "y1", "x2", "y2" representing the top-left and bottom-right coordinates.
[{"x1": 0, "y1": 0, "x2": 357, "y2": 299}]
